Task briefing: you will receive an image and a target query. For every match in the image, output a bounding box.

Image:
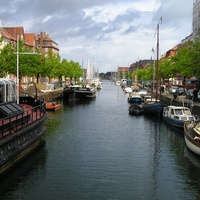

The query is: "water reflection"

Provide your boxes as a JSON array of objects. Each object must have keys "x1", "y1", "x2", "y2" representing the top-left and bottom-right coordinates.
[
  {"x1": 1, "y1": 81, "x2": 200, "y2": 199},
  {"x1": 0, "y1": 147, "x2": 47, "y2": 199}
]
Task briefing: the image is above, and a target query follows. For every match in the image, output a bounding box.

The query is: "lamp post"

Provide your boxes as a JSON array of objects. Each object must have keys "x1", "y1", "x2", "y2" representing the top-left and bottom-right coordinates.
[
  {"x1": 14, "y1": 35, "x2": 41, "y2": 104},
  {"x1": 16, "y1": 35, "x2": 19, "y2": 104}
]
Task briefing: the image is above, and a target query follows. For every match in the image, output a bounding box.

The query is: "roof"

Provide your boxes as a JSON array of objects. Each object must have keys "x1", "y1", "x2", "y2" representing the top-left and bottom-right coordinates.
[
  {"x1": 165, "y1": 45, "x2": 178, "y2": 58},
  {"x1": 118, "y1": 67, "x2": 129, "y2": 72},
  {"x1": 25, "y1": 33, "x2": 36, "y2": 47},
  {"x1": 3, "y1": 27, "x2": 25, "y2": 40},
  {"x1": 0, "y1": 27, "x2": 15, "y2": 41}
]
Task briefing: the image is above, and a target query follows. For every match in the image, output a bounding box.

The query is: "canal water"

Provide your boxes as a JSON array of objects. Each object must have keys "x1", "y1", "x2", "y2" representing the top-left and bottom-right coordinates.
[{"x1": 1, "y1": 80, "x2": 200, "y2": 200}]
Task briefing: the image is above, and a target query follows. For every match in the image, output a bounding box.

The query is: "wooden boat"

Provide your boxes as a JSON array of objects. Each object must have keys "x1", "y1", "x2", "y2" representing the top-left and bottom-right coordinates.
[
  {"x1": 0, "y1": 78, "x2": 47, "y2": 176},
  {"x1": 184, "y1": 121, "x2": 200, "y2": 156},
  {"x1": 74, "y1": 86, "x2": 97, "y2": 99},
  {"x1": 46, "y1": 101, "x2": 61, "y2": 111},
  {"x1": 128, "y1": 104, "x2": 143, "y2": 116},
  {"x1": 128, "y1": 91, "x2": 142, "y2": 104},
  {"x1": 163, "y1": 106, "x2": 199, "y2": 129}
]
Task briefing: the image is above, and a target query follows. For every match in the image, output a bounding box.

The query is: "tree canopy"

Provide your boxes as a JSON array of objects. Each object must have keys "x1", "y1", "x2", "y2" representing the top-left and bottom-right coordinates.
[
  {"x1": 0, "y1": 39, "x2": 83, "y2": 83},
  {"x1": 131, "y1": 39, "x2": 200, "y2": 82}
]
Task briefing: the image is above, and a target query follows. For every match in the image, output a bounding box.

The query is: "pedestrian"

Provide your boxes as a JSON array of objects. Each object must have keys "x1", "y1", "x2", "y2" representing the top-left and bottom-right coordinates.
[
  {"x1": 174, "y1": 89, "x2": 178, "y2": 99},
  {"x1": 193, "y1": 87, "x2": 198, "y2": 102}
]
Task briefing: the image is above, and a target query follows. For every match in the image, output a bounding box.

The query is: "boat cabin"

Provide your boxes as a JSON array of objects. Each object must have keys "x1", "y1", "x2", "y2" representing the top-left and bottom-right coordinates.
[{"x1": 163, "y1": 106, "x2": 196, "y2": 121}]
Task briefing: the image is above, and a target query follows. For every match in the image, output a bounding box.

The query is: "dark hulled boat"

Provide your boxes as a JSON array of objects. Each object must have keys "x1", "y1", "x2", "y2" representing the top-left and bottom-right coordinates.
[
  {"x1": 142, "y1": 101, "x2": 166, "y2": 116},
  {"x1": 74, "y1": 86, "x2": 97, "y2": 99},
  {"x1": 0, "y1": 79, "x2": 47, "y2": 176},
  {"x1": 128, "y1": 104, "x2": 143, "y2": 116}
]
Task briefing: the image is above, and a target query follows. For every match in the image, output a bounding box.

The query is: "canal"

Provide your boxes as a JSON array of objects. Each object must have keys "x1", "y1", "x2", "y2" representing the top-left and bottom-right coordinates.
[{"x1": 0, "y1": 80, "x2": 200, "y2": 200}]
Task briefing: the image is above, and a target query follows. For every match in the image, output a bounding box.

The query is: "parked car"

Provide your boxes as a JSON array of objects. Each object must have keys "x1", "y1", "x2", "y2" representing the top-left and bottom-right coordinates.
[
  {"x1": 177, "y1": 86, "x2": 186, "y2": 95},
  {"x1": 185, "y1": 89, "x2": 194, "y2": 99},
  {"x1": 169, "y1": 86, "x2": 178, "y2": 94}
]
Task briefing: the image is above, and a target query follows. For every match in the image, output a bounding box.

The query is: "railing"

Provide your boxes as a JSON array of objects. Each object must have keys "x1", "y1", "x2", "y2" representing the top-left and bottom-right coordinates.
[{"x1": 0, "y1": 103, "x2": 46, "y2": 138}]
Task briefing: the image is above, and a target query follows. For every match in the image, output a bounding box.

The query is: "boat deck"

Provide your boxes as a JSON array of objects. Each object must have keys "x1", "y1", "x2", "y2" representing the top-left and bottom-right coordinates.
[{"x1": 0, "y1": 104, "x2": 46, "y2": 138}]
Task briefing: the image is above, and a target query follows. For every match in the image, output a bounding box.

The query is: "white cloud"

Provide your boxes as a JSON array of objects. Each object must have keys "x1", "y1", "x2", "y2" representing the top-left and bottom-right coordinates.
[{"x1": 0, "y1": 0, "x2": 193, "y2": 73}]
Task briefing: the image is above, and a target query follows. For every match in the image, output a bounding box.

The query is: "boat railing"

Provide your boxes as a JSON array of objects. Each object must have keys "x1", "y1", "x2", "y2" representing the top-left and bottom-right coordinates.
[{"x1": 0, "y1": 103, "x2": 46, "y2": 138}]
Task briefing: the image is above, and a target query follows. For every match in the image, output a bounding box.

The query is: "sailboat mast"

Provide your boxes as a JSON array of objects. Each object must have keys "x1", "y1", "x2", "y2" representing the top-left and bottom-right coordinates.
[
  {"x1": 155, "y1": 17, "x2": 162, "y2": 100},
  {"x1": 156, "y1": 22, "x2": 159, "y2": 100}
]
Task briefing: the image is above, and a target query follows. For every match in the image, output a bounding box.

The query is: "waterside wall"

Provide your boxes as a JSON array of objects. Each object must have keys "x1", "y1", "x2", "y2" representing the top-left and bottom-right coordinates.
[{"x1": 162, "y1": 94, "x2": 200, "y2": 116}]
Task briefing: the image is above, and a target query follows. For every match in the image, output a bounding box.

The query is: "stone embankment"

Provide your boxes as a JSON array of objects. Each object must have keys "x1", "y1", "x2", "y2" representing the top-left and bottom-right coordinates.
[{"x1": 161, "y1": 92, "x2": 200, "y2": 116}]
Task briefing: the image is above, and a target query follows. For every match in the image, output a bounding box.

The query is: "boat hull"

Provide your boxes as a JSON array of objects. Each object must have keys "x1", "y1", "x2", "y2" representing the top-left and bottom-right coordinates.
[
  {"x1": 128, "y1": 97, "x2": 142, "y2": 104},
  {"x1": 74, "y1": 88, "x2": 96, "y2": 99},
  {"x1": 46, "y1": 102, "x2": 61, "y2": 111},
  {"x1": 184, "y1": 122, "x2": 200, "y2": 156},
  {"x1": 129, "y1": 105, "x2": 143, "y2": 116},
  {"x1": 0, "y1": 96, "x2": 47, "y2": 176},
  {"x1": 62, "y1": 87, "x2": 74, "y2": 101},
  {"x1": 163, "y1": 116, "x2": 184, "y2": 129},
  {"x1": 142, "y1": 101, "x2": 165, "y2": 115}
]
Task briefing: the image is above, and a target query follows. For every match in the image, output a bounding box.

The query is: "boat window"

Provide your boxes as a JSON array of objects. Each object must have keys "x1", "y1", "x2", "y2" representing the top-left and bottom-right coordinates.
[
  {"x1": 0, "y1": 85, "x2": 3, "y2": 103},
  {"x1": 180, "y1": 117, "x2": 187, "y2": 121},
  {"x1": 175, "y1": 109, "x2": 183, "y2": 115},
  {"x1": 188, "y1": 117, "x2": 195, "y2": 121},
  {"x1": 183, "y1": 109, "x2": 191, "y2": 115}
]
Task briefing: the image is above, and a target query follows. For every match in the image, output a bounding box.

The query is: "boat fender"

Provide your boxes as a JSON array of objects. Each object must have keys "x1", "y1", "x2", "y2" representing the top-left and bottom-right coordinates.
[{"x1": 194, "y1": 136, "x2": 200, "y2": 141}]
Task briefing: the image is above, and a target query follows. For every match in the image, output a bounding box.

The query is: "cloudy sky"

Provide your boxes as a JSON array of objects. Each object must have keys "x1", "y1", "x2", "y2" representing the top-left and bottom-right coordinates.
[{"x1": 1, "y1": 0, "x2": 193, "y2": 73}]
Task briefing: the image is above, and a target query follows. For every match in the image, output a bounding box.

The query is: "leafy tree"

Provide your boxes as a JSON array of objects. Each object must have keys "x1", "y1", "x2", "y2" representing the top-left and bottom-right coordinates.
[{"x1": 0, "y1": 43, "x2": 16, "y2": 77}]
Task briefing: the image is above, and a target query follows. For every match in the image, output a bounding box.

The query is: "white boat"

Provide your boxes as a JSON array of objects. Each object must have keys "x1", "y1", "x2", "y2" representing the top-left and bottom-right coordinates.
[
  {"x1": 143, "y1": 94, "x2": 157, "y2": 102},
  {"x1": 115, "y1": 80, "x2": 121, "y2": 86},
  {"x1": 124, "y1": 86, "x2": 132, "y2": 93},
  {"x1": 184, "y1": 121, "x2": 200, "y2": 156},
  {"x1": 163, "y1": 106, "x2": 199, "y2": 129},
  {"x1": 138, "y1": 88, "x2": 147, "y2": 98},
  {"x1": 128, "y1": 91, "x2": 142, "y2": 103}
]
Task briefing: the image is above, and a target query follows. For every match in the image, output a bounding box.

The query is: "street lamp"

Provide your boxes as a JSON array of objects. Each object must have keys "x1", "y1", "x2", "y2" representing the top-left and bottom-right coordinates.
[{"x1": 14, "y1": 35, "x2": 41, "y2": 103}]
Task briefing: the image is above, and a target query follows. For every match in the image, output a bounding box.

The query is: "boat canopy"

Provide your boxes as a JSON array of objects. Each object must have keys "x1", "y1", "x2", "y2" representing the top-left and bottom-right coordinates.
[{"x1": 0, "y1": 79, "x2": 16, "y2": 103}]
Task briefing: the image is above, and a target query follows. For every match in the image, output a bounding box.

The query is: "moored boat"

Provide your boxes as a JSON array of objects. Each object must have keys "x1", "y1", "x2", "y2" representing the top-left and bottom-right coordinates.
[
  {"x1": 163, "y1": 106, "x2": 199, "y2": 129},
  {"x1": 46, "y1": 101, "x2": 61, "y2": 111},
  {"x1": 142, "y1": 101, "x2": 165, "y2": 116},
  {"x1": 184, "y1": 121, "x2": 200, "y2": 156},
  {"x1": 0, "y1": 79, "x2": 47, "y2": 176},
  {"x1": 142, "y1": 18, "x2": 165, "y2": 116},
  {"x1": 128, "y1": 91, "x2": 142, "y2": 104},
  {"x1": 115, "y1": 80, "x2": 121, "y2": 86},
  {"x1": 123, "y1": 86, "x2": 132, "y2": 93},
  {"x1": 74, "y1": 86, "x2": 97, "y2": 99},
  {"x1": 128, "y1": 104, "x2": 143, "y2": 116},
  {"x1": 62, "y1": 86, "x2": 75, "y2": 101}
]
